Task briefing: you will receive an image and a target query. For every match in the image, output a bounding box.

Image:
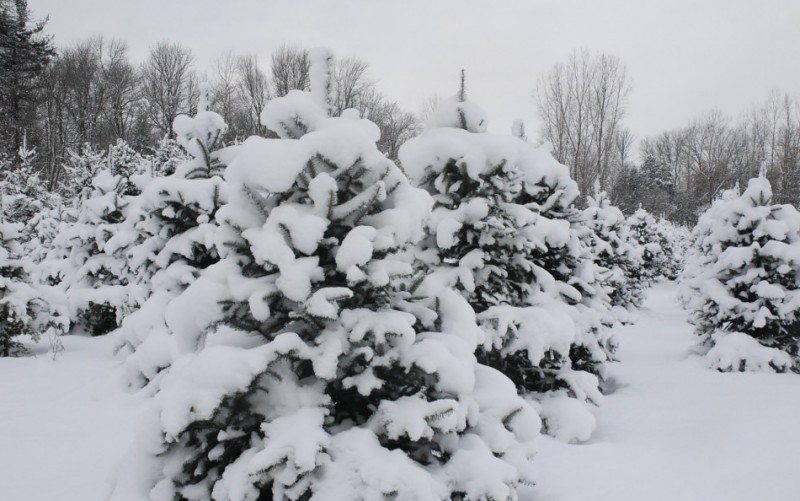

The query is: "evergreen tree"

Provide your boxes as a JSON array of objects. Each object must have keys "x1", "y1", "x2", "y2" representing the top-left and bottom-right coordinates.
[
  {"x1": 681, "y1": 177, "x2": 800, "y2": 372},
  {"x1": 0, "y1": 0, "x2": 54, "y2": 154},
  {"x1": 626, "y1": 207, "x2": 675, "y2": 283},
  {"x1": 0, "y1": 132, "x2": 54, "y2": 228},
  {"x1": 583, "y1": 189, "x2": 645, "y2": 316},
  {"x1": 399, "y1": 81, "x2": 614, "y2": 442},
  {"x1": 639, "y1": 154, "x2": 676, "y2": 217},
  {"x1": 46, "y1": 144, "x2": 145, "y2": 335},
  {"x1": 0, "y1": 220, "x2": 67, "y2": 356},
  {"x1": 109, "y1": 84, "x2": 230, "y2": 385},
  {"x1": 110, "y1": 52, "x2": 540, "y2": 500}
]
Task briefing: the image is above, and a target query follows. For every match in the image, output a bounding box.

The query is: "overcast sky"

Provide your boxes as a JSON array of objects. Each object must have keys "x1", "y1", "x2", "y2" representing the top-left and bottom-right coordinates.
[{"x1": 30, "y1": 0, "x2": 800, "y2": 144}]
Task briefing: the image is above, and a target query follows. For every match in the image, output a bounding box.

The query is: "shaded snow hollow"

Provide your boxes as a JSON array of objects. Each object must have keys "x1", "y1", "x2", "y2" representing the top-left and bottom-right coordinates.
[{"x1": 1, "y1": 282, "x2": 798, "y2": 500}]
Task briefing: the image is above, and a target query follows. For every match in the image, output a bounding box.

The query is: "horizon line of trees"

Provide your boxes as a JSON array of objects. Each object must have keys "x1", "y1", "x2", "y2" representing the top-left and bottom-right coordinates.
[
  {"x1": 2, "y1": 1, "x2": 799, "y2": 225},
  {"x1": 1, "y1": 1, "x2": 418, "y2": 191},
  {"x1": 534, "y1": 49, "x2": 800, "y2": 224}
]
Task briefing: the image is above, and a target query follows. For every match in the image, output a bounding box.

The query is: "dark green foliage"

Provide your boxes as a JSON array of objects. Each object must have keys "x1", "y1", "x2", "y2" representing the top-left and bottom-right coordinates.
[{"x1": 0, "y1": 0, "x2": 54, "y2": 155}]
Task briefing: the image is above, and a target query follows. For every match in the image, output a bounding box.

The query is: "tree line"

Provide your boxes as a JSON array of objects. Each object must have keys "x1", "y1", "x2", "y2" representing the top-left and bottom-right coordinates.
[
  {"x1": 534, "y1": 49, "x2": 800, "y2": 223},
  {"x1": 0, "y1": 1, "x2": 417, "y2": 190},
  {"x1": 2, "y1": 0, "x2": 798, "y2": 225}
]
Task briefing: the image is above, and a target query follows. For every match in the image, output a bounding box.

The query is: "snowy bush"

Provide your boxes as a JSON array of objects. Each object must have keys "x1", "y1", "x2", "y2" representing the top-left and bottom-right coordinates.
[
  {"x1": 399, "y1": 87, "x2": 614, "y2": 442},
  {"x1": 583, "y1": 189, "x2": 646, "y2": 316},
  {"x1": 626, "y1": 208, "x2": 677, "y2": 283},
  {"x1": 46, "y1": 144, "x2": 146, "y2": 335},
  {"x1": 0, "y1": 137, "x2": 56, "y2": 230},
  {"x1": 655, "y1": 216, "x2": 691, "y2": 280},
  {"x1": 110, "y1": 56, "x2": 541, "y2": 500},
  {"x1": 110, "y1": 85, "x2": 232, "y2": 385},
  {"x1": 0, "y1": 221, "x2": 68, "y2": 356},
  {"x1": 681, "y1": 177, "x2": 800, "y2": 372}
]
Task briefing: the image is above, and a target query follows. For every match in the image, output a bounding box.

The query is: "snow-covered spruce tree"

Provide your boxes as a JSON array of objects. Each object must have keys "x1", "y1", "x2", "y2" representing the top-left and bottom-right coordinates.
[
  {"x1": 626, "y1": 207, "x2": 675, "y2": 283},
  {"x1": 57, "y1": 144, "x2": 107, "y2": 203},
  {"x1": 0, "y1": 221, "x2": 68, "y2": 356},
  {"x1": 0, "y1": 133, "x2": 54, "y2": 228},
  {"x1": 108, "y1": 83, "x2": 231, "y2": 388},
  {"x1": 681, "y1": 177, "x2": 800, "y2": 372},
  {"x1": 583, "y1": 189, "x2": 645, "y2": 317},
  {"x1": 46, "y1": 144, "x2": 145, "y2": 335},
  {"x1": 655, "y1": 216, "x2": 690, "y2": 280},
  {"x1": 399, "y1": 84, "x2": 614, "y2": 443},
  {"x1": 110, "y1": 51, "x2": 540, "y2": 500},
  {"x1": 149, "y1": 136, "x2": 189, "y2": 177}
]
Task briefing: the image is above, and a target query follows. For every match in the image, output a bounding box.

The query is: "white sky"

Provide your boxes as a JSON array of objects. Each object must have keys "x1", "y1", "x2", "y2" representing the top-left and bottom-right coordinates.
[{"x1": 30, "y1": 0, "x2": 800, "y2": 144}]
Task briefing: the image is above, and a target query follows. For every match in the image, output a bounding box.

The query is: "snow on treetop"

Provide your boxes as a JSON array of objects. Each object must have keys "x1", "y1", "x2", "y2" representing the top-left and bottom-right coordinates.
[
  {"x1": 399, "y1": 126, "x2": 578, "y2": 203},
  {"x1": 309, "y1": 47, "x2": 337, "y2": 114},
  {"x1": 227, "y1": 114, "x2": 386, "y2": 196},
  {"x1": 261, "y1": 90, "x2": 327, "y2": 139},
  {"x1": 428, "y1": 95, "x2": 488, "y2": 133},
  {"x1": 173, "y1": 108, "x2": 227, "y2": 160}
]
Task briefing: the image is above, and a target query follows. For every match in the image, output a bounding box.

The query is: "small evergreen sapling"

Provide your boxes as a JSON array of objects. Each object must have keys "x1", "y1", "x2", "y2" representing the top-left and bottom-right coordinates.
[
  {"x1": 583, "y1": 189, "x2": 646, "y2": 316},
  {"x1": 681, "y1": 177, "x2": 800, "y2": 372},
  {"x1": 399, "y1": 81, "x2": 614, "y2": 443},
  {"x1": 110, "y1": 84, "x2": 231, "y2": 386},
  {"x1": 626, "y1": 207, "x2": 675, "y2": 283},
  {"x1": 0, "y1": 221, "x2": 67, "y2": 356},
  {"x1": 46, "y1": 143, "x2": 145, "y2": 335}
]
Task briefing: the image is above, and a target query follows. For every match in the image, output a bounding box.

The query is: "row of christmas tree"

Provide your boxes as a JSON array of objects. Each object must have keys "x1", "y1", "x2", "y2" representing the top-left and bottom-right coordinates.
[{"x1": 2, "y1": 51, "x2": 685, "y2": 500}]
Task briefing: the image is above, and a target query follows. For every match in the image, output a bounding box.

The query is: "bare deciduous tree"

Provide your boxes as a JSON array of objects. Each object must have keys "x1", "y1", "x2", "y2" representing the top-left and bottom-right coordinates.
[
  {"x1": 535, "y1": 49, "x2": 632, "y2": 196},
  {"x1": 140, "y1": 41, "x2": 196, "y2": 138},
  {"x1": 270, "y1": 44, "x2": 308, "y2": 98},
  {"x1": 101, "y1": 39, "x2": 140, "y2": 144},
  {"x1": 236, "y1": 53, "x2": 269, "y2": 137},
  {"x1": 334, "y1": 56, "x2": 371, "y2": 113}
]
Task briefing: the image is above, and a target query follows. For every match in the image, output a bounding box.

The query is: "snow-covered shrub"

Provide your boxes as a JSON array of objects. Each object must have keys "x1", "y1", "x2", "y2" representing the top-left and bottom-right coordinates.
[
  {"x1": 0, "y1": 138, "x2": 56, "y2": 229},
  {"x1": 147, "y1": 136, "x2": 189, "y2": 177},
  {"x1": 655, "y1": 216, "x2": 691, "y2": 280},
  {"x1": 681, "y1": 177, "x2": 800, "y2": 372},
  {"x1": 24, "y1": 203, "x2": 76, "y2": 266},
  {"x1": 109, "y1": 84, "x2": 231, "y2": 386},
  {"x1": 626, "y1": 208, "x2": 675, "y2": 283},
  {"x1": 57, "y1": 145, "x2": 107, "y2": 202},
  {"x1": 583, "y1": 190, "x2": 645, "y2": 316},
  {"x1": 110, "y1": 54, "x2": 541, "y2": 500},
  {"x1": 0, "y1": 221, "x2": 68, "y2": 356},
  {"x1": 399, "y1": 88, "x2": 614, "y2": 442},
  {"x1": 46, "y1": 145, "x2": 145, "y2": 335}
]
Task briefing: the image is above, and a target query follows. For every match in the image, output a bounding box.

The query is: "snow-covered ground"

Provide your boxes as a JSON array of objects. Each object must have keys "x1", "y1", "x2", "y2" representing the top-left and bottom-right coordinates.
[
  {"x1": 2, "y1": 281, "x2": 799, "y2": 501},
  {"x1": 529, "y1": 281, "x2": 800, "y2": 501},
  {"x1": 0, "y1": 335, "x2": 140, "y2": 501}
]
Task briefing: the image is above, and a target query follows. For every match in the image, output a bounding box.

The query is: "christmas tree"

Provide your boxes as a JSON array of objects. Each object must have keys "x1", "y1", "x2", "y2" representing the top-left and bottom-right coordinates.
[
  {"x1": 110, "y1": 51, "x2": 540, "y2": 500},
  {"x1": 681, "y1": 176, "x2": 800, "y2": 372}
]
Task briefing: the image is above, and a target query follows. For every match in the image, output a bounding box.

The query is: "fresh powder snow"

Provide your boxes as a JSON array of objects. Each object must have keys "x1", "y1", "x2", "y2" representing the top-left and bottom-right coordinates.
[{"x1": 3, "y1": 282, "x2": 799, "y2": 500}]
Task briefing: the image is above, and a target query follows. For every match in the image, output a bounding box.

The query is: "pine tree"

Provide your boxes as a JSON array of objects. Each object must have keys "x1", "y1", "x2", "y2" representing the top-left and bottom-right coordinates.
[
  {"x1": 0, "y1": 0, "x2": 54, "y2": 154},
  {"x1": 110, "y1": 52, "x2": 540, "y2": 500},
  {"x1": 47, "y1": 144, "x2": 145, "y2": 335},
  {"x1": 109, "y1": 84, "x2": 230, "y2": 385},
  {"x1": 0, "y1": 220, "x2": 67, "y2": 356},
  {"x1": 681, "y1": 177, "x2": 800, "y2": 372},
  {"x1": 583, "y1": 189, "x2": 645, "y2": 316},
  {"x1": 626, "y1": 207, "x2": 675, "y2": 283},
  {"x1": 0, "y1": 132, "x2": 53, "y2": 228},
  {"x1": 399, "y1": 79, "x2": 614, "y2": 443}
]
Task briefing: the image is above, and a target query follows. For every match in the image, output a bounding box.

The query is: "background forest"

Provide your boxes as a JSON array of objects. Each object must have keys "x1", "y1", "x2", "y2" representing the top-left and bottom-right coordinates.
[{"x1": 2, "y1": 0, "x2": 799, "y2": 225}]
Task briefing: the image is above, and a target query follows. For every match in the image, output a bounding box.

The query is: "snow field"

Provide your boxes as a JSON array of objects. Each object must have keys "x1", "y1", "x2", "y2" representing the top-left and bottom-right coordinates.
[
  {"x1": 3, "y1": 282, "x2": 799, "y2": 500},
  {"x1": 529, "y1": 282, "x2": 800, "y2": 501},
  {"x1": 0, "y1": 335, "x2": 140, "y2": 501}
]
